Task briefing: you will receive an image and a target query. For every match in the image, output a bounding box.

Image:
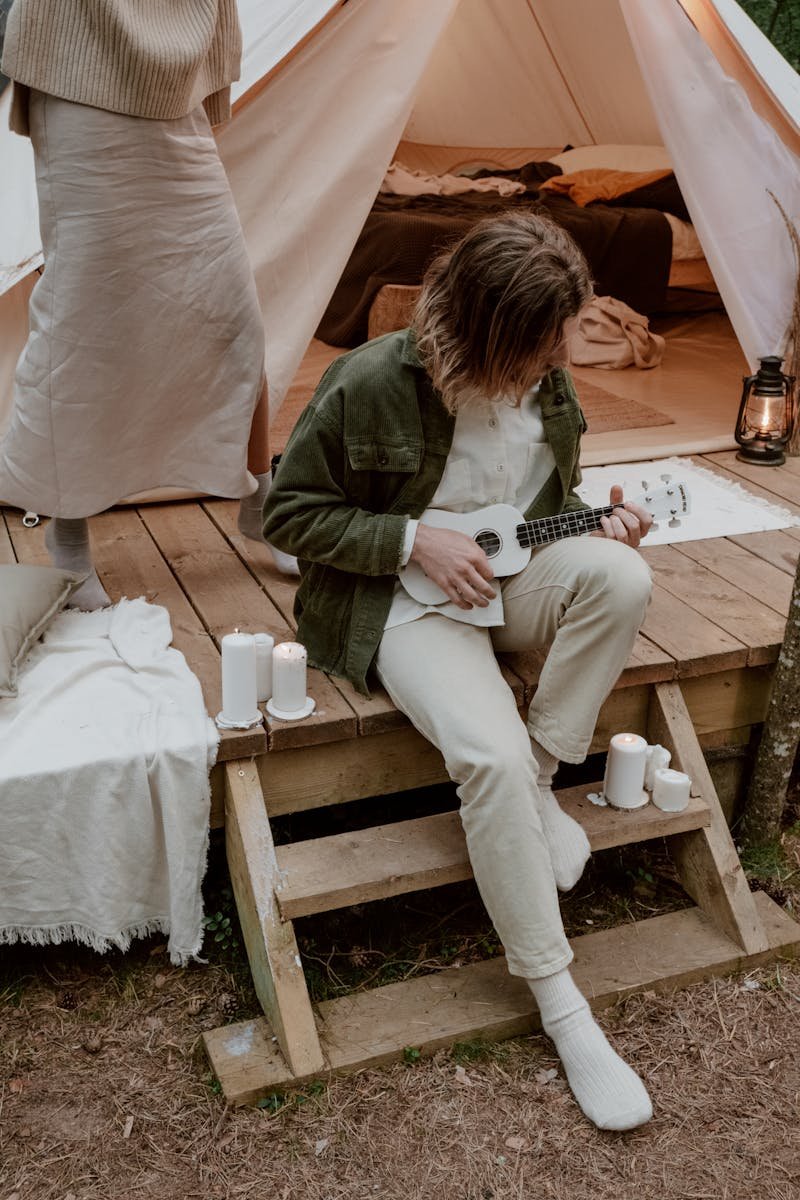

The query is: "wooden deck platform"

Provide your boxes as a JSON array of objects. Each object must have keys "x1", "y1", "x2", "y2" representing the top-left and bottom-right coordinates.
[
  {"x1": 4, "y1": 450, "x2": 797, "y2": 801},
  {"x1": 4, "y1": 450, "x2": 800, "y2": 1103}
]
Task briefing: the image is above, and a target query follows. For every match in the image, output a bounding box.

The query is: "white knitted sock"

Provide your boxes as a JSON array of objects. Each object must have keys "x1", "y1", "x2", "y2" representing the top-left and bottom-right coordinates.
[
  {"x1": 528, "y1": 969, "x2": 652, "y2": 1131},
  {"x1": 45, "y1": 518, "x2": 111, "y2": 611},
  {"x1": 237, "y1": 470, "x2": 300, "y2": 576},
  {"x1": 529, "y1": 739, "x2": 591, "y2": 891}
]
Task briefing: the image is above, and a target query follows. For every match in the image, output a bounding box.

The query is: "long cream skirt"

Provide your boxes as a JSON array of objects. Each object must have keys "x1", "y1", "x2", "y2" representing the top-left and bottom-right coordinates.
[{"x1": 0, "y1": 92, "x2": 264, "y2": 517}]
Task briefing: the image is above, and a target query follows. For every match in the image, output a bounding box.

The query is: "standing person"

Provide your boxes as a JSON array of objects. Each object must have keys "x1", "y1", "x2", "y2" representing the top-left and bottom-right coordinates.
[
  {"x1": 263, "y1": 212, "x2": 655, "y2": 1130},
  {"x1": 0, "y1": 0, "x2": 294, "y2": 611}
]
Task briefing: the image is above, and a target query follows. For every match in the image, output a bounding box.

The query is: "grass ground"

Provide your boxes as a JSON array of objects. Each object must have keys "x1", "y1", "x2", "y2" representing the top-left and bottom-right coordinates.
[{"x1": 1, "y1": 775, "x2": 799, "y2": 1200}]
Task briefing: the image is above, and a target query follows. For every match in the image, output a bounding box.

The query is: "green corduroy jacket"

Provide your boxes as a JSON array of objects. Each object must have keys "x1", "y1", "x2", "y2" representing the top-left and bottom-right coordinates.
[{"x1": 263, "y1": 328, "x2": 589, "y2": 695}]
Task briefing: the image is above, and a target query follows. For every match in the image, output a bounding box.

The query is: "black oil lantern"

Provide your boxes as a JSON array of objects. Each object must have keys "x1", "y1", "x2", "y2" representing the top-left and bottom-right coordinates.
[{"x1": 735, "y1": 355, "x2": 795, "y2": 466}]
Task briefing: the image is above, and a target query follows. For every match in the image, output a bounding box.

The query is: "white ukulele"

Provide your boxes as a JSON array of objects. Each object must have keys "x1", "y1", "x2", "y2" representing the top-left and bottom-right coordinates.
[{"x1": 399, "y1": 477, "x2": 691, "y2": 606}]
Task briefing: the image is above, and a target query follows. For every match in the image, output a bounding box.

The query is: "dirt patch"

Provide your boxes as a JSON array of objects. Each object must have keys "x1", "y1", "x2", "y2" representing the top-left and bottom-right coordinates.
[{"x1": 1, "y1": 797, "x2": 799, "y2": 1200}]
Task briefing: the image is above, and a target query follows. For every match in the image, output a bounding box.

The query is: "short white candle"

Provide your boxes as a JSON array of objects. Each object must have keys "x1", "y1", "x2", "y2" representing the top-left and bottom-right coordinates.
[
  {"x1": 651, "y1": 767, "x2": 691, "y2": 812},
  {"x1": 271, "y1": 641, "x2": 308, "y2": 713},
  {"x1": 644, "y1": 744, "x2": 672, "y2": 791},
  {"x1": 254, "y1": 632, "x2": 274, "y2": 703},
  {"x1": 219, "y1": 630, "x2": 259, "y2": 727},
  {"x1": 603, "y1": 732, "x2": 649, "y2": 809}
]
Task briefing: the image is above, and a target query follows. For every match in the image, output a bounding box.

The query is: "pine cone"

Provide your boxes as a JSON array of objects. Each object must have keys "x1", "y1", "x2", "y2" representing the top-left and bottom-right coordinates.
[
  {"x1": 57, "y1": 989, "x2": 77, "y2": 1010},
  {"x1": 348, "y1": 946, "x2": 370, "y2": 969},
  {"x1": 218, "y1": 992, "x2": 238, "y2": 1019}
]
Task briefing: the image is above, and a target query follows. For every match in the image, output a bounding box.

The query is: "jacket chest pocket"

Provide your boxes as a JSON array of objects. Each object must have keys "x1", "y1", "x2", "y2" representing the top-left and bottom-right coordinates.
[{"x1": 345, "y1": 440, "x2": 422, "y2": 508}]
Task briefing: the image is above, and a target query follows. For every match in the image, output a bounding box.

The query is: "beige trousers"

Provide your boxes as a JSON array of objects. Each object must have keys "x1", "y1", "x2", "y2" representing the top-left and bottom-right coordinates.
[
  {"x1": 1, "y1": 92, "x2": 264, "y2": 518},
  {"x1": 376, "y1": 536, "x2": 652, "y2": 977}
]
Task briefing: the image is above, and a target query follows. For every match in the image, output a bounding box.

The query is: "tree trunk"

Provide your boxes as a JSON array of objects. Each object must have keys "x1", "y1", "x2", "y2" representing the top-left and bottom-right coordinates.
[{"x1": 740, "y1": 549, "x2": 800, "y2": 847}]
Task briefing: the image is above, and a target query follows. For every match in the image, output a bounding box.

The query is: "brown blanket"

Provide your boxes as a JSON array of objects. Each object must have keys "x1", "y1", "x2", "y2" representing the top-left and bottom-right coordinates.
[{"x1": 317, "y1": 191, "x2": 673, "y2": 347}]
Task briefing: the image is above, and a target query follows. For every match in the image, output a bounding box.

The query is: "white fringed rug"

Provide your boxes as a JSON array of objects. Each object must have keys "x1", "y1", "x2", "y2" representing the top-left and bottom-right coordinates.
[{"x1": 577, "y1": 456, "x2": 800, "y2": 546}]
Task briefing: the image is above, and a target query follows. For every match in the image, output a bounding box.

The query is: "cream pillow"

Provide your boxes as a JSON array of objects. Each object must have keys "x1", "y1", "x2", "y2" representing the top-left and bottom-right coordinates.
[
  {"x1": 0, "y1": 564, "x2": 83, "y2": 696},
  {"x1": 549, "y1": 144, "x2": 672, "y2": 174}
]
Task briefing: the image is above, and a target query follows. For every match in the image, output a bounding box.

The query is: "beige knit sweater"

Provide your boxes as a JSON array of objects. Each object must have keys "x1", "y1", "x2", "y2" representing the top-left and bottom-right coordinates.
[{"x1": 2, "y1": 0, "x2": 242, "y2": 135}]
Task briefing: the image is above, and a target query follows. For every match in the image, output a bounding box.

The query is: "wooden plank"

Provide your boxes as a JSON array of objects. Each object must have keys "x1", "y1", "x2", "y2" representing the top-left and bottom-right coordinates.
[
  {"x1": 504, "y1": 629, "x2": 675, "y2": 702},
  {"x1": 237, "y1": 669, "x2": 770, "y2": 823},
  {"x1": 205, "y1": 893, "x2": 800, "y2": 1104},
  {"x1": 255, "y1": 675, "x2": 755, "y2": 819},
  {"x1": 139, "y1": 502, "x2": 358, "y2": 751},
  {"x1": 0, "y1": 510, "x2": 17, "y2": 563},
  {"x1": 641, "y1": 544, "x2": 787, "y2": 666},
  {"x1": 640, "y1": 582, "x2": 748, "y2": 676},
  {"x1": 681, "y1": 666, "x2": 773, "y2": 741},
  {"x1": 648, "y1": 681, "x2": 768, "y2": 955},
  {"x1": 701, "y1": 451, "x2": 800, "y2": 510},
  {"x1": 260, "y1": 725, "x2": 450, "y2": 816},
  {"x1": 275, "y1": 787, "x2": 710, "y2": 919},
  {"x1": 224, "y1": 760, "x2": 324, "y2": 1077},
  {"x1": 676, "y1": 535, "x2": 796, "y2": 614},
  {"x1": 727, "y1": 528, "x2": 800, "y2": 576},
  {"x1": 5, "y1": 505, "x2": 266, "y2": 760},
  {"x1": 675, "y1": 536, "x2": 795, "y2": 615}
]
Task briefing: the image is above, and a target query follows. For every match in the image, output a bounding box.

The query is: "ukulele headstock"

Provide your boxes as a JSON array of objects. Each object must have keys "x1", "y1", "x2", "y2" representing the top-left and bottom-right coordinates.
[{"x1": 636, "y1": 476, "x2": 691, "y2": 530}]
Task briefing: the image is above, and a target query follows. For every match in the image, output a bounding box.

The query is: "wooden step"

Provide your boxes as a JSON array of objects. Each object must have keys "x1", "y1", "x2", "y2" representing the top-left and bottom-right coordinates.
[
  {"x1": 274, "y1": 782, "x2": 710, "y2": 919},
  {"x1": 204, "y1": 891, "x2": 800, "y2": 1105}
]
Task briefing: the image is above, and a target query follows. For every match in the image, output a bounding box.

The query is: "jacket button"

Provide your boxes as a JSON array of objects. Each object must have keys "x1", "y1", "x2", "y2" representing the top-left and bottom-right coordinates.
[{"x1": 554, "y1": 394, "x2": 566, "y2": 406}]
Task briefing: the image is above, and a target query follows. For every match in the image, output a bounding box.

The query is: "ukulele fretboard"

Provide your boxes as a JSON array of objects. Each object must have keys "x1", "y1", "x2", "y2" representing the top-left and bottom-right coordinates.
[{"x1": 516, "y1": 505, "x2": 615, "y2": 548}]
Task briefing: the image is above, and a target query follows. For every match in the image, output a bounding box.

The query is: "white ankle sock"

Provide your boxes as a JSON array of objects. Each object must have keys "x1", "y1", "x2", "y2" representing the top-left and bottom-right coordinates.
[
  {"x1": 237, "y1": 470, "x2": 300, "y2": 576},
  {"x1": 527, "y1": 969, "x2": 652, "y2": 1131},
  {"x1": 529, "y1": 739, "x2": 590, "y2": 891},
  {"x1": 44, "y1": 518, "x2": 111, "y2": 611}
]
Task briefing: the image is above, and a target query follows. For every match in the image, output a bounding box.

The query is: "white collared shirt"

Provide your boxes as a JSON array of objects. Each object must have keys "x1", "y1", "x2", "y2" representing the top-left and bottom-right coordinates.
[{"x1": 385, "y1": 384, "x2": 556, "y2": 630}]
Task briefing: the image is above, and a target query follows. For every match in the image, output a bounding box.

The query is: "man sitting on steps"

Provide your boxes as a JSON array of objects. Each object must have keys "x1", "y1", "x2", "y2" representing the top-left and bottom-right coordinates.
[{"x1": 263, "y1": 211, "x2": 654, "y2": 1130}]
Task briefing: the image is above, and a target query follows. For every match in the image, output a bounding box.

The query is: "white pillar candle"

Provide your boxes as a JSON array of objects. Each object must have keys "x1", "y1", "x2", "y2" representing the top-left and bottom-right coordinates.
[
  {"x1": 651, "y1": 767, "x2": 691, "y2": 812},
  {"x1": 218, "y1": 630, "x2": 261, "y2": 729},
  {"x1": 266, "y1": 641, "x2": 315, "y2": 719},
  {"x1": 254, "y1": 632, "x2": 274, "y2": 703},
  {"x1": 603, "y1": 732, "x2": 649, "y2": 809},
  {"x1": 644, "y1": 744, "x2": 672, "y2": 791}
]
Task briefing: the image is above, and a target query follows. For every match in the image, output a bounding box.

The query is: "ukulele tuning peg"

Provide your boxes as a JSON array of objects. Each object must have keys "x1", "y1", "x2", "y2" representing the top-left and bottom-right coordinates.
[
  {"x1": 641, "y1": 480, "x2": 649, "y2": 491},
  {"x1": 660, "y1": 473, "x2": 672, "y2": 483},
  {"x1": 668, "y1": 517, "x2": 681, "y2": 528},
  {"x1": 650, "y1": 521, "x2": 659, "y2": 531}
]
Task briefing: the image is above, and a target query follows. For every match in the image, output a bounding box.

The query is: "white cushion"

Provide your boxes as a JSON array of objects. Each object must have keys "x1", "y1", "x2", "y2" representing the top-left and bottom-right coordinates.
[
  {"x1": 0, "y1": 564, "x2": 82, "y2": 696},
  {"x1": 549, "y1": 144, "x2": 672, "y2": 174}
]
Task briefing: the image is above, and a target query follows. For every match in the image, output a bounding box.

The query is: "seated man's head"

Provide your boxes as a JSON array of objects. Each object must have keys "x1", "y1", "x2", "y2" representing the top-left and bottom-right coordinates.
[{"x1": 412, "y1": 211, "x2": 592, "y2": 411}]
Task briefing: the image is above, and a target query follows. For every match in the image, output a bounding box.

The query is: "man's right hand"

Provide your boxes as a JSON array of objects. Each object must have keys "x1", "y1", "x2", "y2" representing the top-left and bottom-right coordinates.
[{"x1": 409, "y1": 524, "x2": 496, "y2": 610}]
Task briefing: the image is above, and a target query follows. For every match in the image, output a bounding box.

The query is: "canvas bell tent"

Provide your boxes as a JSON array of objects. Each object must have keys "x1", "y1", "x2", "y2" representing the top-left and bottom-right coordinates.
[{"x1": 1, "y1": 0, "x2": 799, "y2": 478}]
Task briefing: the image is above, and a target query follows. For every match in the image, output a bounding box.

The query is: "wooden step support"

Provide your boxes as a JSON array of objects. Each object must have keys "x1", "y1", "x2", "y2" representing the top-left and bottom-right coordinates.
[
  {"x1": 210, "y1": 681, "x2": 800, "y2": 1104},
  {"x1": 224, "y1": 760, "x2": 324, "y2": 1077},
  {"x1": 647, "y1": 681, "x2": 769, "y2": 955},
  {"x1": 206, "y1": 893, "x2": 800, "y2": 1106},
  {"x1": 274, "y1": 785, "x2": 710, "y2": 920}
]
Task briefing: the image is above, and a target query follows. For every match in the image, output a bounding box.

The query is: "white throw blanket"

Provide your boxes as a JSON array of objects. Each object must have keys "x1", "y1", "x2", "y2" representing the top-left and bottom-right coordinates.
[{"x1": 0, "y1": 598, "x2": 218, "y2": 965}]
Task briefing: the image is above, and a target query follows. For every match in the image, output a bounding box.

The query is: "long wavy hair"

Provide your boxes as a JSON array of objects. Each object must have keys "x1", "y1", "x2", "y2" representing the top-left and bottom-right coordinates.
[{"x1": 412, "y1": 210, "x2": 593, "y2": 411}]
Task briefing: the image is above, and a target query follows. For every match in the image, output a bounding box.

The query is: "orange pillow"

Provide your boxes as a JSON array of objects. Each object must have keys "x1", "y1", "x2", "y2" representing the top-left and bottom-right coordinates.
[{"x1": 540, "y1": 167, "x2": 672, "y2": 207}]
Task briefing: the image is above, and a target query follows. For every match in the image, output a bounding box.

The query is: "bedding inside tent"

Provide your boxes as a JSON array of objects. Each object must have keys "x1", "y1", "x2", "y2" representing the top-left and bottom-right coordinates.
[{"x1": 1, "y1": 0, "x2": 798, "y2": 495}]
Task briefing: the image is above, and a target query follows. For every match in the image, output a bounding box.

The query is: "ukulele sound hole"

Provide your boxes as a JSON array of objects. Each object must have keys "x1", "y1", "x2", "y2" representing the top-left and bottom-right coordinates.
[{"x1": 475, "y1": 529, "x2": 502, "y2": 558}]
